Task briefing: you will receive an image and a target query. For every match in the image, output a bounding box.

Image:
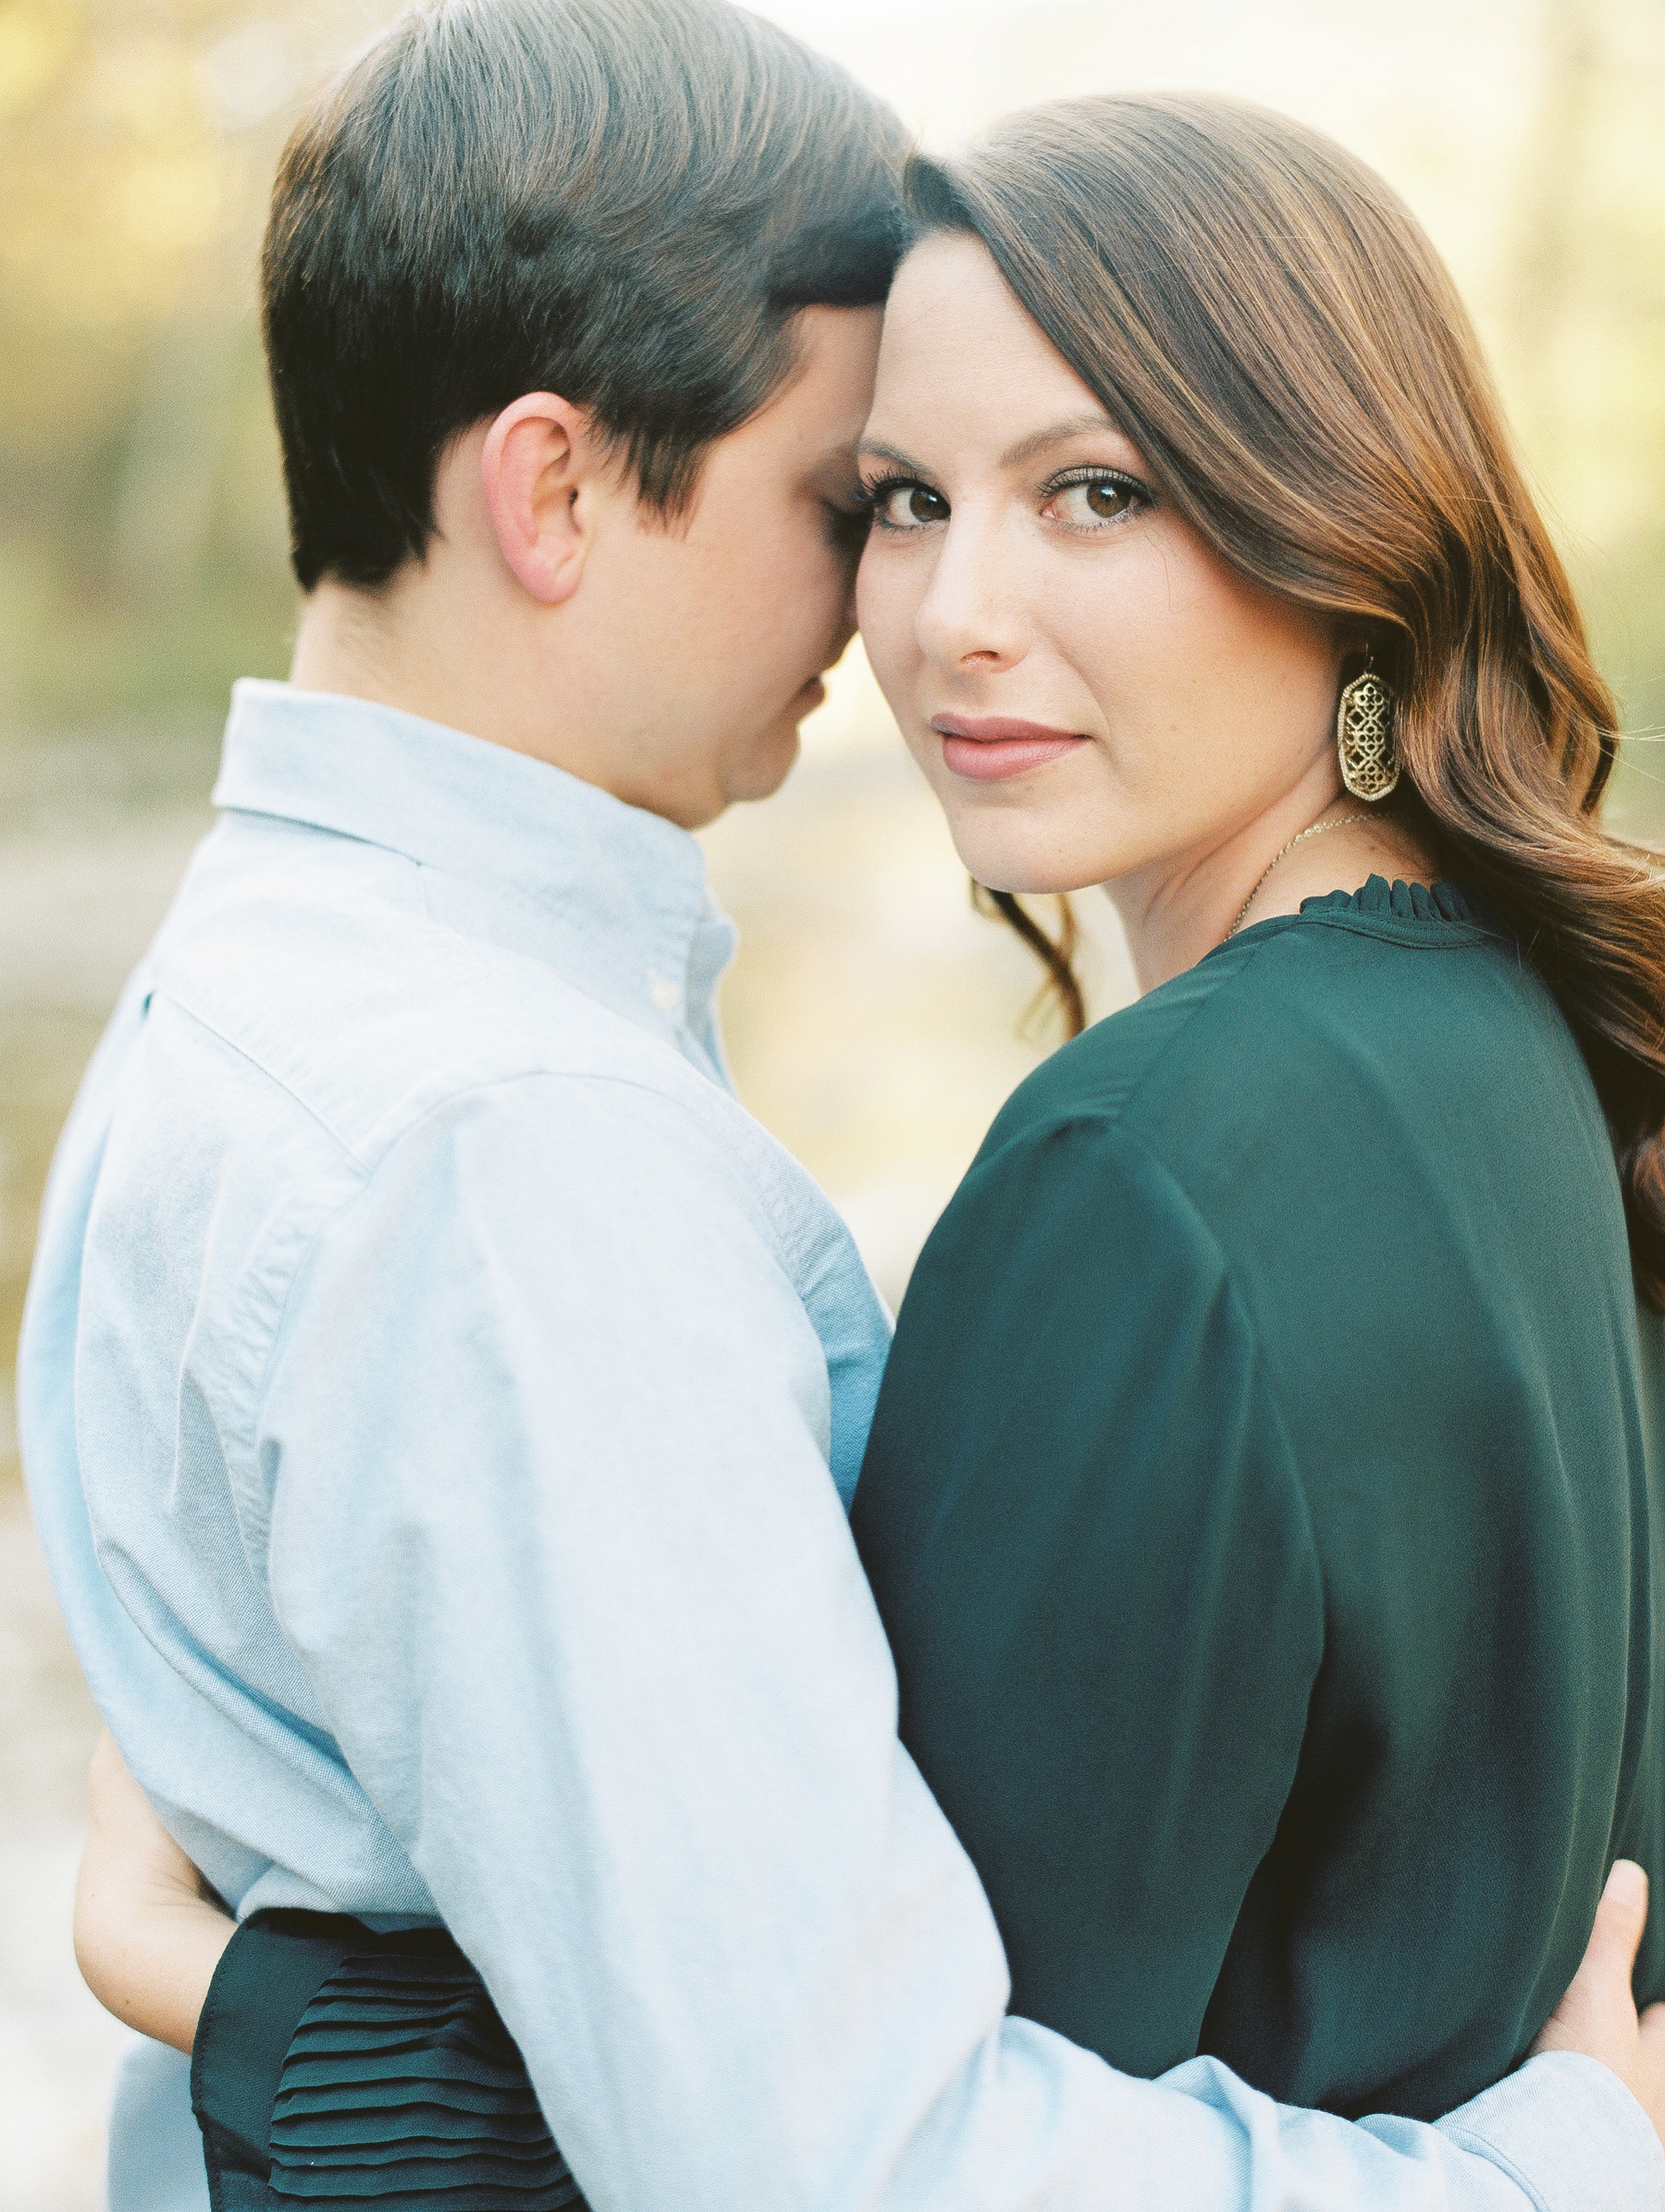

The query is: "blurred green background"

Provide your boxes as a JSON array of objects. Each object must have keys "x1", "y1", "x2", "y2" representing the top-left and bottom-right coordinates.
[{"x1": 1, "y1": 3, "x2": 1663, "y2": 2191}]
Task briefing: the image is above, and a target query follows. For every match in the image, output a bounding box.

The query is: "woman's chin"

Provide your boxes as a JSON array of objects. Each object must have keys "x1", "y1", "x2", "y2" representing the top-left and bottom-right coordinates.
[{"x1": 946, "y1": 826, "x2": 1111, "y2": 900}]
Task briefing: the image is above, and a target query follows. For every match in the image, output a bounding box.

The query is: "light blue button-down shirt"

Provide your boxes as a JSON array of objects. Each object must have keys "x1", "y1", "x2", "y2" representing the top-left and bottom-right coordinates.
[{"x1": 20, "y1": 682, "x2": 1662, "y2": 2212}]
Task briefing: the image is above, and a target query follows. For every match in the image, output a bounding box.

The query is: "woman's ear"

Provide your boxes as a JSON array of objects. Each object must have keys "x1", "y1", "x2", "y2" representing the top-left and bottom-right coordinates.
[{"x1": 479, "y1": 393, "x2": 598, "y2": 605}]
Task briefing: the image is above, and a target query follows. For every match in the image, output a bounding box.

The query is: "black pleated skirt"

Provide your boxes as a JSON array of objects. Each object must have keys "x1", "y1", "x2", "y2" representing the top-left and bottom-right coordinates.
[{"x1": 191, "y1": 1910, "x2": 586, "y2": 2211}]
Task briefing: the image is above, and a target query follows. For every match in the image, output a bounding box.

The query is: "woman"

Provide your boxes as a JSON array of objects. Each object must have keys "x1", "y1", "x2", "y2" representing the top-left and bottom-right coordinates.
[
  {"x1": 844, "y1": 90, "x2": 1665, "y2": 2119},
  {"x1": 78, "y1": 92, "x2": 1665, "y2": 2192}
]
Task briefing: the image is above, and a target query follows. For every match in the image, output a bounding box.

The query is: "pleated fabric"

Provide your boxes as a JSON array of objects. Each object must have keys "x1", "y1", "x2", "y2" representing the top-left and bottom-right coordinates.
[
  {"x1": 269, "y1": 1932, "x2": 585, "y2": 2208},
  {"x1": 193, "y1": 1912, "x2": 587, "y2": 2212}
]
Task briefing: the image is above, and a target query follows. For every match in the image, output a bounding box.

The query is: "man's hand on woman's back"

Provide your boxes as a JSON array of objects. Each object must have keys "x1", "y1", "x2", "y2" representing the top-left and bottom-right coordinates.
[{"x1": 1533, "y1": 1859, "x2": 1665, "y2": 2143}]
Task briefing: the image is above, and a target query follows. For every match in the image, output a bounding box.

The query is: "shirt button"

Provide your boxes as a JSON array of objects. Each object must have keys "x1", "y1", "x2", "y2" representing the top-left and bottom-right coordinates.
[{"x1": 649, "y1": 976, "x2": 680, "y2": 1015}]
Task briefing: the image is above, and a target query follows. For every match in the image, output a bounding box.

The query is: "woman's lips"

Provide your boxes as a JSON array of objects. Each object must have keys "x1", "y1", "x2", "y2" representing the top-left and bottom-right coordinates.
[{"x1": 931, "y1": 714, "x2": 1090, "y2": 783}]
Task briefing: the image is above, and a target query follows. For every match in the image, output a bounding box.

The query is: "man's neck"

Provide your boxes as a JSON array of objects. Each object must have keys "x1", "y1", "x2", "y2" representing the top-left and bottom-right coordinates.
[
  {"x1": 289, "y1": 576, "x2": 497, "y2": 744},
  {"x1": 290, "y1": 574, "x2": 650, "y2": 808},
  {"x1": 286, "y1": 575, "x2": 728, "y2": 834}
]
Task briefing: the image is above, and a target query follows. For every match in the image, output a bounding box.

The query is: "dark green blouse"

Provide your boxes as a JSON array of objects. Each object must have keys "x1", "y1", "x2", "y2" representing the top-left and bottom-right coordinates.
[{"x1": 852, "y1": 876, "x2": 1665, "y2": 2120}]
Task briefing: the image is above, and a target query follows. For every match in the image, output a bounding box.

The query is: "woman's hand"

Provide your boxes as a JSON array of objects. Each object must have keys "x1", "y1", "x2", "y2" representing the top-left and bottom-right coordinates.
[
  {"x1": 1532, "y1": 1860, "x2": 1665, "y2": 2146},
  {"x1": 74, "y1": 1728, "x2": 234, "y2": 2055}
]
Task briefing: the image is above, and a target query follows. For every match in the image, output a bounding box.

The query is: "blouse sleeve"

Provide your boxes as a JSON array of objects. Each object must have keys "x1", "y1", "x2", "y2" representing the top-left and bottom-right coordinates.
[{"x1": 852, "y1": 1112, "x2": 1326, "y2": 2079}]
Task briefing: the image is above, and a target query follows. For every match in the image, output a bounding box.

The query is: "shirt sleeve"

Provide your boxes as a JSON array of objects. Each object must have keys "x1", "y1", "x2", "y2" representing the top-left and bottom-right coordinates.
[
  {"x1": 854, "y1": 1113, "x2": 1323, "y2": 2080},
  {"x1": 257, "y1": 1072, "x2": 1660, "y2": 2212}
]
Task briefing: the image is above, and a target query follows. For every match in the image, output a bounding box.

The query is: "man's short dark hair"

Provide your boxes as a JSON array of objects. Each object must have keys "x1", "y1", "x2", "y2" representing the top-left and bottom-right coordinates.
[{"x1": 263, "y1": 0, "x2": 906, "y2": 590}]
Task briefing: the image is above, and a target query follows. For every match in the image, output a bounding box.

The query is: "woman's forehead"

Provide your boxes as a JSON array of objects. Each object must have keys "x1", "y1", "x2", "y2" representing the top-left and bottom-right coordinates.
[{"x1": 869, "y1": 243, "x2": 1113, "y2": 461}]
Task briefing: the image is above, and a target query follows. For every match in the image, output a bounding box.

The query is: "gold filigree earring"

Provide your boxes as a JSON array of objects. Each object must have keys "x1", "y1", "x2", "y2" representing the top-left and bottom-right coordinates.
[{"x1": 1337, "y1": 651, "x2": 1400, "y2": 802}]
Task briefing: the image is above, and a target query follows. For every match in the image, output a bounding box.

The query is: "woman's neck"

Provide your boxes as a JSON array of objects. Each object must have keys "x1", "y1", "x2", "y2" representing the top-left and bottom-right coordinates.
[{"x1": 1105, "y1": 775, "x2": 1435, "y2": 994}]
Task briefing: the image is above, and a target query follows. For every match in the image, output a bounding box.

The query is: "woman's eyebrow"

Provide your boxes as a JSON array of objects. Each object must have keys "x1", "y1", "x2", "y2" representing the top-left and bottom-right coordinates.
[
  {"x1": 1000, "y1": 414, "x2": 1123, "y2": 469},
  {"x1": 858, "y1": 417, "x2": 1125, "y2": 476},
  {"x1": 857, "y1": 439, "x2": 925, "y2": 472}
]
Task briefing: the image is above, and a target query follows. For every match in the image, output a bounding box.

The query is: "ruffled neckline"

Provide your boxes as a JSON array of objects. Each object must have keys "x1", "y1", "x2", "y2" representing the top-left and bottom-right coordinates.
[
  {"x1": 1300, "y1": 876, "x2": 1476, "y2": 926},
  {"x1": 1206, "y1": 874, "x2": 1490, "y2": 967}
]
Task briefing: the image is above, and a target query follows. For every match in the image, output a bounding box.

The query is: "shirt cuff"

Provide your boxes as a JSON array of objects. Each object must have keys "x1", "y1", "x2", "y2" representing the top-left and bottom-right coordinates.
[{"x1": 1437, "y1": 2054, "x2": 1665, "y2": 2212}]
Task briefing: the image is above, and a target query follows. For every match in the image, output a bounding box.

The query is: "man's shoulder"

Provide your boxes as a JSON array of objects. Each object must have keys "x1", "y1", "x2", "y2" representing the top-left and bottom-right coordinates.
[{"x1": 142, "y1": 815, "x2": 744, "y2": 1179}]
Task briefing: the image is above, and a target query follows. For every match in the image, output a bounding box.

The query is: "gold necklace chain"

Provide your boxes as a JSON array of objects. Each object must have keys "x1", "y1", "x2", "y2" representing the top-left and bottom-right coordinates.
[{"x1": 1226, "y1": 812, "x2": 1371, "y2": 940}]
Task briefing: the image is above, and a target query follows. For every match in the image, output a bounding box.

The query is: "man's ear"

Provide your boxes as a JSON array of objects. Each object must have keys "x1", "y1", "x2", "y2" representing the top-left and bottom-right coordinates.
[{"x1": 479, "y1": 394, "x2": 601, "y2": 606}]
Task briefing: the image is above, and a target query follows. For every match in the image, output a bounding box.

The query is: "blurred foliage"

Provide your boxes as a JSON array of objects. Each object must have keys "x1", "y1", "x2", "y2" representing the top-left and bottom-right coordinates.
[
  {"x1": 0, "y1": 0, "x2": 383, "y2": 733},
  {"x1": 1497, "y1": 0, "x2": 1665, "y2": 827}
]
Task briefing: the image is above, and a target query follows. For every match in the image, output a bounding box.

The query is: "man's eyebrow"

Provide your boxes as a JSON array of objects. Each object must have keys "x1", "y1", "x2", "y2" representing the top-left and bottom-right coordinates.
[{"x1": 1000, "y1": 414, "x2": 1124, "y2": 470}]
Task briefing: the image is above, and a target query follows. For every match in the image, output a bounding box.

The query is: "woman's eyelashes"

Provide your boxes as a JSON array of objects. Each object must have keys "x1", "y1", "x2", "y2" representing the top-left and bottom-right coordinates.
[
  {"x1": 859, "y1": 475, "x2": 951, "y2": 532},
  {"x1": 856, "y1": 465, "x2": 1153, "y2": 536}
]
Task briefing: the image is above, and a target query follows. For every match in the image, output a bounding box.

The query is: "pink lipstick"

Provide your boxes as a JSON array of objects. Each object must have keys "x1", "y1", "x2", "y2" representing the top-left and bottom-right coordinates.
[{"x1": 931, "y1": 713, "x2": 1089, "y2": 783}]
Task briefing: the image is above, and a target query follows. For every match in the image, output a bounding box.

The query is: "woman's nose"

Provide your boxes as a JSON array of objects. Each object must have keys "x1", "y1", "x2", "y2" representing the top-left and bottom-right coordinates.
[{"x1": 913, "y1": 521, "x2": 1028, "y2": 674}]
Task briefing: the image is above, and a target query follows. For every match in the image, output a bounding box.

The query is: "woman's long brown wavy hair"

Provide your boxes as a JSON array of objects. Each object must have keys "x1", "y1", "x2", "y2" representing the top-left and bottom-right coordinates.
[{"x1": 907, "y1": 94, "x2": 1665, "y2": 1308}]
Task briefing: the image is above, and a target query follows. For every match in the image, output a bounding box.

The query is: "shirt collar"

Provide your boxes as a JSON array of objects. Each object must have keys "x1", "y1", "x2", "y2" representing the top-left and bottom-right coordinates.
[{"x1": 212, "y1": 680, "x2": 737, "y2": 1072}]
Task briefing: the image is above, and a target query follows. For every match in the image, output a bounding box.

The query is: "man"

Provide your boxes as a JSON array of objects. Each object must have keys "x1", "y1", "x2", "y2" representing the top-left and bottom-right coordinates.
[{"x1": 21, "y1": 2, "x2": 1664, "y2": 2206}]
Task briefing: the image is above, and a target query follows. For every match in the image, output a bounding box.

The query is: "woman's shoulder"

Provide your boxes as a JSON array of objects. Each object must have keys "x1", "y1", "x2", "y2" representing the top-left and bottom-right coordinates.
[
  {"x1": 950, "y1": 874, "x2": 1633, "y2": 1485},
  {"x1": 980, "y1": 877, "x2": 1584, "y2": 1198}
]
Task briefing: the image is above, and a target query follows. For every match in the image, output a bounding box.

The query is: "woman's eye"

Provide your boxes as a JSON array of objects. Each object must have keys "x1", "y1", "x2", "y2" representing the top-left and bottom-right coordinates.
[
  {"x1": 870, "y1": 480, "x2": 950, "y2": 530},
  {"x1": 1048, "y1": 475, "x2": 1142, "y2": 528}
]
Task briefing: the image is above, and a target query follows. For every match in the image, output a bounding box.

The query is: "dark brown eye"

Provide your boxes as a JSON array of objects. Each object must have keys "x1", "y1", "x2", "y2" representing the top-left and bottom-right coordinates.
[
  {"x1": 867, "y1": 479, "x2": 949, "y2": 530},
  {"x1": 1047, "y1": 472, "x2": 1145, "y2": 530},
  {"x1": 1083, "y1": 477, "x2": 1130, "y2": 519}
]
